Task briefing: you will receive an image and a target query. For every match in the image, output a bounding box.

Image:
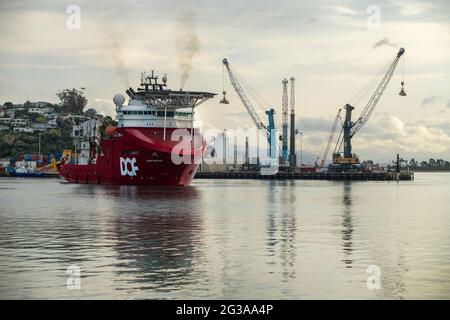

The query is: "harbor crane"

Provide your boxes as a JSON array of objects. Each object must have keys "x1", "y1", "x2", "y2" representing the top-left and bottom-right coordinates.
[
  {"x1": 221, "y1": 58, "x2": 276, "y2": 157},
  {"x1": 332, "y1": 47, "x2": 406, "y2": 170},
  {"x1": 281, "y1": 78, "x2": 289, "y2": 163}
]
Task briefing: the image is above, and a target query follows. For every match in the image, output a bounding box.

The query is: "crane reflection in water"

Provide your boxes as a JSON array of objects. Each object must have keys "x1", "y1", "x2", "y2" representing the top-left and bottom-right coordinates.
[{"x1": 341, "y1": 181, "x2": 354, "y2": 269}]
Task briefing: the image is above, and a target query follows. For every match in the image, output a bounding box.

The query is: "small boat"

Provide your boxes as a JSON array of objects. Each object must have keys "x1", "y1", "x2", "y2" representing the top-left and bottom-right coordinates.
[{"x1": 8, "y1": 166, "x2": 45, "y2": 178}]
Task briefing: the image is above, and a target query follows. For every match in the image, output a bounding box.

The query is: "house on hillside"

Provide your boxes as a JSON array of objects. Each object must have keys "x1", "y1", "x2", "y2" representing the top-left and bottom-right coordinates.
[
  {"x1": 11, "y1": 119, "x2": 29, "y2": 127},
  {"x1": 30, "y1": 101, "x2": 50, "y2": 108},
  {"x1": 13, "y1": 126, "x2": 34, "y2": 133},
  {"x1": 29, "y1": 108, "x2": 46, "y2": 114}
]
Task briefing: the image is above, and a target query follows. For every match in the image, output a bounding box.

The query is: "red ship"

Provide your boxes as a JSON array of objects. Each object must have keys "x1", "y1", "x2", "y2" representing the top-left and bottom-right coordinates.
[{"x1": 59, "y1": 71, "x2": 215, "y2": 186}]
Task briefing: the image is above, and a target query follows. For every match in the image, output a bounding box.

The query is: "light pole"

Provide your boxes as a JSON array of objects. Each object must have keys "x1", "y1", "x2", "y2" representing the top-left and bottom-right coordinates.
[
  {"x1": 300, "y1": 132, "x2": 303, "y2": 167},
  {"x1": 38, "y1": 133, "x2": 42, "y2": 162}
]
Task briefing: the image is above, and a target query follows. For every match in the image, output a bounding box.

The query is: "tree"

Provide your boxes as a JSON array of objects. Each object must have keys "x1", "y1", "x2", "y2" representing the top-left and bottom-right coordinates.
[
  {"x1": 56, "y1": 88, "x2": 87, "y2": 115},
  {"x1": 429, "y1": 158, "x2": 436, "y2": 168},
  {"x1": 3, "y1": 102, "x2": 13, "y2": 109},
  {"x1": 84, "y1": 108, "x2": 97, "y2": 118},
  {"x1": 409, "y1": 158, "x2": 418, "y2": 168}
]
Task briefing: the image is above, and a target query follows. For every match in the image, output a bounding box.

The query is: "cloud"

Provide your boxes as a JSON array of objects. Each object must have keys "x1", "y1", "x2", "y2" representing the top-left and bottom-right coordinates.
[
  {"x1": 355, "y1": 113, "x2": 450, "y2": 159},
  {"x1": 399, "y1": 2, "x2": 431, "y2": 16},
  {"x1": 298, "y1": 116, "x2": 336, "y2": 134},
  {"x1": 91, "y1": 98, "x2": 115, "y2": 116},
  {"x1": 421, "y1": 96, "x2": 440, "y2": 107},
  {"x1": 372, "y1": 38, "x2": 398, "y2": 50},
  {"x1": 327, "y1": 5, "x2": 357, "y2": 15},
  {"x1": 298, "y1": 113, "x2": 450, "y2": 162}
]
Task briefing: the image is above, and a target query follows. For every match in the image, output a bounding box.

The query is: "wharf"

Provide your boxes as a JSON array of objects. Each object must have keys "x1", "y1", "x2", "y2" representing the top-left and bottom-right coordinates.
[{"x1": 195, "y1": 171, "x2": 414, "y2": 181}]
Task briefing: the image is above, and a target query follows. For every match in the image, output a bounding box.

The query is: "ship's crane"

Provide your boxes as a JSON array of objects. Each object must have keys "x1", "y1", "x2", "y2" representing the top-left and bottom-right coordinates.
[
  {"x1": 332, "y1": 47, "x2": 406, "y2": 169},
  {"x1": 221, "y1": 58, "x2": 276, "y2": 157}
]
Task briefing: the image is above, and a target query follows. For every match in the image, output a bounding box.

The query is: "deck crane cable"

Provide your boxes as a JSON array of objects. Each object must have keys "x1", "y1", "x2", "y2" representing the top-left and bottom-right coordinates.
[
  {"x1": 222, "y1": 59, "x2": 267, "y2": 131},
  {"x1": 222, "y1": 58, "x2": 282, "y2": 160},
  {"x1": 230, "y1": 66, "x2": 284, "y2": 156},
  {"x1": 351, "y1": 50, "x2": 404, "y2": 137},
  {"x1": 246, "y1": 79, "x2": 273, "y2": 111},
  {"x1": 402, "y1": 55, "x2": 404, "y2": 82},
  {"x1": 222, "y1": 64, "x2": 226, "y2": 93},
  {"x1": 229, "y1": 64, "x2": 273, "y2": 109},
  {"x1": 398, "y1": 54, "x2": 406, "y2": 96},
  {"x1": 349, "y1": 56, "x2": 393, "y2": 107},
  {"x1": 350, "y1": 56, "x2": 393, "y2": 105},
  {"x1": 233, "y1": 68, "x2": 271, "y2": 113},
  {"x1": 332, "y1": 49, "x2": 405, "y2": 155}
]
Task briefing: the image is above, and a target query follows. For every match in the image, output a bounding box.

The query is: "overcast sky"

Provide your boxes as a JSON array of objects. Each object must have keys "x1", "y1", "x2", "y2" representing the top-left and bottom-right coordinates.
[{"x1": 0, "y1": 0, "x2": 449, "y2": 162}]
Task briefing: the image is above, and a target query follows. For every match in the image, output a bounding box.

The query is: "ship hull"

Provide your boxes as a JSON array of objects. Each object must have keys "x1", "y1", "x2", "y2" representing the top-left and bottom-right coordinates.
[{"x1": 59, "y1": 127, "x2": 204, "y2": 186}]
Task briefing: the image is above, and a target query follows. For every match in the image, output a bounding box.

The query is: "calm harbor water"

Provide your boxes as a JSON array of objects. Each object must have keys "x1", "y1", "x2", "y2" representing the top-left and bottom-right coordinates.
[{"x1": 0, "y1": 173, "x2": 449, "y2": 299}]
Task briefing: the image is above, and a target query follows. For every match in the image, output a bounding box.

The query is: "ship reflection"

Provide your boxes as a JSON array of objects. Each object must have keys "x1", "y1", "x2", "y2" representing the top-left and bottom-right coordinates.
[
  {"x1": 104, "y1": 186, "x2": 205, "y2": 290},
  {"x1": 341, "y1": 181, "x2": 354, "y2": 268}
]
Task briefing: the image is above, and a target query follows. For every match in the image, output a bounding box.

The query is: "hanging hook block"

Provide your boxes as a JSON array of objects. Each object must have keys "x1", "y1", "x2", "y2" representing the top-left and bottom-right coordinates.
[{"x1": 399, "y1": 82, "x2": 406, "y2": 96}]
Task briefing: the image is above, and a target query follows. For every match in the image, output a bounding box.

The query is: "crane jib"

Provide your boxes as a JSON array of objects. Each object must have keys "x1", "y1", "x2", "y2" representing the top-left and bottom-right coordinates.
[{"x1": 223, "y1": 59, "x2": 270, "y2": 138}]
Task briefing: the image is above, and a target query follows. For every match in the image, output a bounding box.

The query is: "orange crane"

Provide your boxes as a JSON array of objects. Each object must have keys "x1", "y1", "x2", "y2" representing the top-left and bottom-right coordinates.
[{"x1": 318, "y1": 109, "x2": 341, "y2": 168}]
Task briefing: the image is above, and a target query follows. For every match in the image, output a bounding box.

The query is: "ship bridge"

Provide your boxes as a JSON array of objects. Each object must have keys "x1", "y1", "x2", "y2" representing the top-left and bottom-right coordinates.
[
  {"x1": 114, "y1": 71, "x2": 216, "y2": 137},
  {"x1": 125, "y1": 71, "x2": 215, "y2": 110}
]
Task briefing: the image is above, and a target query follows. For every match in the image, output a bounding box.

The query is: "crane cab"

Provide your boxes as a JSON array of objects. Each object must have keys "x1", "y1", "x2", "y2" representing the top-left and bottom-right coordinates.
[{"x1": 332, "y1": 153, "x2": 360, "y2": 165}]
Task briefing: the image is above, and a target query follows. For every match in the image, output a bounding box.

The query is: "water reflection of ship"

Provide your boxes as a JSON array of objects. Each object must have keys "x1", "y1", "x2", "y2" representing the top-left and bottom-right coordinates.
[
  {"x1": 341, "y1": 181, "x2": 353, "y2": 268},
  {"x1": 107, "y1": 186, "x2": 206, "y2": 289}
]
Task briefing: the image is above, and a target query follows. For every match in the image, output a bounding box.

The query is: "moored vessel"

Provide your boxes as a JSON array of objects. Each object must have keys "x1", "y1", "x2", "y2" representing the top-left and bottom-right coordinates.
[{"x1": 59, "y1": 71, "x2": 215, "y2": 185}]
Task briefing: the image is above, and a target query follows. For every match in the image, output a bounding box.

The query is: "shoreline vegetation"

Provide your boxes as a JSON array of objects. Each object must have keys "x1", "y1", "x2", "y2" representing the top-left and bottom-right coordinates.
[{"x1": 0, "y1": 89, "x2": 116, "y2": 159}]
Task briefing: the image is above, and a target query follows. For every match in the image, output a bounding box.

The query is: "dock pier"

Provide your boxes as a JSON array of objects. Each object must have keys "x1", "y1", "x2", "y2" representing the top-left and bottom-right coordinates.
[{"x1": 195, "y1": 171, "x2": 414, "y2": 181}]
